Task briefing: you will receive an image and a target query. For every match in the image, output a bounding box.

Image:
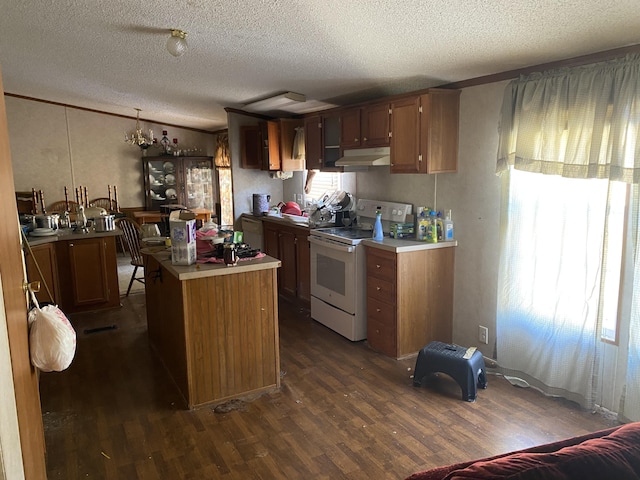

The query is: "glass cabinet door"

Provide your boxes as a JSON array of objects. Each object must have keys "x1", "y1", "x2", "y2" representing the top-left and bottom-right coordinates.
[
  {"x1": 144, "y1": 157, "x2": 180, "y2": 209},
  {"x1": 184, "y1": 158, "x2": 215, "y2": 211}
]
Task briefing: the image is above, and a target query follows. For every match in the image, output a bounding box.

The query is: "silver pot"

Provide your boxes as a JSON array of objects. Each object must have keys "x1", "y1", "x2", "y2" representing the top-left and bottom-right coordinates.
[
  {"x1": 35, "y1": 214, "x2": 59, "y2": 230},
  {"x1": 94, "y1": 215, "x2": 115, "y2": 232}
]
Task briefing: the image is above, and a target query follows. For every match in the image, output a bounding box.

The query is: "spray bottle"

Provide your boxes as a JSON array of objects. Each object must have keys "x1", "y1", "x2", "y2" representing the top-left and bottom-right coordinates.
[{"x1": 372, "y1": 207, "x2": 384, "y2": 241}]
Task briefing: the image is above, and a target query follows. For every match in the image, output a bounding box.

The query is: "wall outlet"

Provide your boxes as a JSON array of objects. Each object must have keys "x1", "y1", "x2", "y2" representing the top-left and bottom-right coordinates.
[{"x1": 478, "y1": 325, "x2": 489, "y2": 345}]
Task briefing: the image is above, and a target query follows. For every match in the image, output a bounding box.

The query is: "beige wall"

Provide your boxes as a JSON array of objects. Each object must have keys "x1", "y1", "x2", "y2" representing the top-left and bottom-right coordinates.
[{"x1": 5, "y1": 97, "x2": 216, "y2": 209}]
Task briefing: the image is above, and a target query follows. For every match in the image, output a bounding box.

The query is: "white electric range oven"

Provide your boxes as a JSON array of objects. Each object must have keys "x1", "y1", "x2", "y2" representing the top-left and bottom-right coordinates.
[{"x1": 308, "y1": 199, "x2": 413, "y2": 341}]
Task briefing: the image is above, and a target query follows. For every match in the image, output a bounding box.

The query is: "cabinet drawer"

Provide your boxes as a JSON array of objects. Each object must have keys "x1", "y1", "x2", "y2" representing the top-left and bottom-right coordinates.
[
  {"x1": 366, "y1": 250, "x2": 396, "y2": 279},
  {"x1": 367, "y1": 316, "x2": 396, "y2": 357},
  {"x1": 367, "y1": 296, "x2": 396, "y2": 327},
  {"x1": 366, "y1": 276, "x2": 395, "y2": 304}
]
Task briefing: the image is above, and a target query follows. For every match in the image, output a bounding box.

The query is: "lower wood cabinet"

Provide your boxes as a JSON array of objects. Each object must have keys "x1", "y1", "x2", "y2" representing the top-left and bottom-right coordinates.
[
  {"x1": 55, "y1": 236, "x2": 120, "y2": 313},
  {"x1": 262, "y1": 220, "x2": 310, "y2": 303},
  {"x1": 366, "y1": 245, "x2": 455, "y2": 359},
  {"x1": 24, "y1": 242, "x2": 60, "y2": 305}
]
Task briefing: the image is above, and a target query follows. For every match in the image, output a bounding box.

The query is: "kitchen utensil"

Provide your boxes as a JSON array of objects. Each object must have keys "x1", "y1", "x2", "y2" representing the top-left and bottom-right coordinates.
[
  {"x1": 332, "y1": 191, "x2": 354, "y2": 211},
  {"x1": 94, "y1": 214, "x2": 115, "y2": 232},
  {"x1": 30, "y1": 228, "x2": 57, "y2": 237},
  {"x1": 35, "y1": 214, "x2": 59, "y2": 230},
  {"x1": 279, "y1": 201, "x2": 302, "y2": 216}
]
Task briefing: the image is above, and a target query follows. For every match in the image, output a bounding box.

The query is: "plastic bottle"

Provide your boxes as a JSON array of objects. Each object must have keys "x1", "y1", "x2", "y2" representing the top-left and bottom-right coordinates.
[
  {"x1": 436, "y1": 211, "x2": 444, "y2": 241},
  {"x1": 443, "y1": 209, "x2": 454, "y2": 241},
  {"x1": 372, "y1": 207, "x2": 384, "y2": 241},
  {"x1": 426, "y1": 211, "x2": 438, "y2": 243},
  {"x1": 416, "y1": 207, "x2": 426, "y2": 241}
]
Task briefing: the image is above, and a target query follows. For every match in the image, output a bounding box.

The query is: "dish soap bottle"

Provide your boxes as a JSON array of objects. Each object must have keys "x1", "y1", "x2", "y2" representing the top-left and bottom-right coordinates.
[
  {"x1": 372, "y1": 207, "x2": 384, "y2": 241},
  {"x1": 443, "y1": 209, "x2": 454, "y2": 241},
  {"x1": 425, "y1": 210, "x2": 438, "y2": 243}
]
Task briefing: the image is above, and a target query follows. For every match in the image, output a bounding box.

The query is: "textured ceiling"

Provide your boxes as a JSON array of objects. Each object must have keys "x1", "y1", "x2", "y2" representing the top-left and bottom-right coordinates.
[{"x1": 1, "y1": 0, "x2": 639, "y2": 131}]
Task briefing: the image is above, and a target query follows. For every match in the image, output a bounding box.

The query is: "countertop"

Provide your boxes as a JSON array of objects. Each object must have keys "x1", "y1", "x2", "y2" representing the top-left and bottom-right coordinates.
[
  {"x1": 25, "y1": 227, "x2": 121, "y2": 246},
  {"x1": 242, "y1": 212, "x2": 312, "y2": 229},
  {"x1": 242, "y1": 212, "x2": 458, "y2": 252},
  {"x1": 143, "y1": 248, "x2": 281, "y2": 281},
  {"x1": 361, "y1": 238, "x2": 457, "y2": 253}
]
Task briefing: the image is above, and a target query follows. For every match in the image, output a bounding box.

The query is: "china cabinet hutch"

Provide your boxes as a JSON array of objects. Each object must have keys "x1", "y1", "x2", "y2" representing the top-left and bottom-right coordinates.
[{"x1": 142, "y1": 156, "x2": 215, "y2": 211}]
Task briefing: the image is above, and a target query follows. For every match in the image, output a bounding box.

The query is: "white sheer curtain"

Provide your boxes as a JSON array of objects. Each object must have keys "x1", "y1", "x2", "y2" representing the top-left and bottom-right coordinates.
[
  {"x1": 496, "y1": 169, "x2": 608, "y2": 407},
  {"x1": 496, "y1": 54, "x2": 640, "y2": 418}
]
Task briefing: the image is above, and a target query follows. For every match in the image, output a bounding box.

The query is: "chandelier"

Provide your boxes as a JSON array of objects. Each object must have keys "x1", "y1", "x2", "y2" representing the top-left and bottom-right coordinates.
[{"x1": 124, "y1": 108, "x2": 153, "y2": 149}]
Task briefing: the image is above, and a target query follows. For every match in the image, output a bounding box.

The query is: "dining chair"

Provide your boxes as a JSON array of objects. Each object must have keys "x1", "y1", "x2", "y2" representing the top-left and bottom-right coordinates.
[
  {"x1": 90, "y1": 197, "x2": 118, "y2": 212},
  {"x1": 115, "y1": 217, "x2": 145, "y2": 296},
  {"x1": 47, "y1": 200, "x2": 80, "y2": 213}
]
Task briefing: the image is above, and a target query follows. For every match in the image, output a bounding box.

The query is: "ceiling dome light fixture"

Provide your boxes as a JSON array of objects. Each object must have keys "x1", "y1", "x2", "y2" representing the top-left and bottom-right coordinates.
[{"x1": 166, "y1": 29, "x2": 188, "y2": 57}]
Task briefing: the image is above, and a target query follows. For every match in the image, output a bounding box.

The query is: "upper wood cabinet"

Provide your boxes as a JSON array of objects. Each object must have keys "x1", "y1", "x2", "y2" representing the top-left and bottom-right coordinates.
[
  {"x1": 340, "y1": 108, "x2": 361, "y2": 149},
  {"x1": 240, "y1": 125, "x2": 262, "y2": 169},
  {"x1": 340, "y1": 103, "x2": 390, "y2": 149},
  {"x1": 390, "y1": 89, "x2": 460, "y2": 174},
  {"x1": 304, "y1": 115, "x2": 323, "y2": 169},
  {"x1": 361, "y1": 103, "x2": 391, "y2": 147},
  {"x1": 241, "y1": 118, "x2": 304, "y2": 171},
  {"x1": 303, "y1": 113, "x2": 342, "y2": 172}
]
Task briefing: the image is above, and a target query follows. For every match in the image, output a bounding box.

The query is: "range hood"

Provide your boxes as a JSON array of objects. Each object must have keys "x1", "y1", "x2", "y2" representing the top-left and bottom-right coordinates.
[{"x1": 335, "y1": 147, "x2": 390, "y2": 167}]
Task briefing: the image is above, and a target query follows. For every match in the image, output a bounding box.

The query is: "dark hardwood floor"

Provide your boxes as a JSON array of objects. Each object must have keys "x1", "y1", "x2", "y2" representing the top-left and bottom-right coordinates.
[{"x1": 40, "y1": 294, "x2": 618, "y2": 479}]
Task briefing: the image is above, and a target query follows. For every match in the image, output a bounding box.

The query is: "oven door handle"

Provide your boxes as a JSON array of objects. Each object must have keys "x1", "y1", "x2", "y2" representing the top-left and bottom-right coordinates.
[{"x1": 308, "y1": 236, "x2": 355, "y2": 253}]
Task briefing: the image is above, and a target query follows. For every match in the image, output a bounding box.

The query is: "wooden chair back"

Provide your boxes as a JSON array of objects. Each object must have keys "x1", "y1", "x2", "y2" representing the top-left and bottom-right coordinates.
[
  {"x1": 90, "y1": 197, "x2": 118, "y2": 212},
  {"x1": 115, "y1": 218, "x2": 143, "y2": 267}
]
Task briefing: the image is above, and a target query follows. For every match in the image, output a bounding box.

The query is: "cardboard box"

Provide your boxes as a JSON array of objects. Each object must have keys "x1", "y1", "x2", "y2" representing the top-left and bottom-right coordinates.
[{"x1": 170, "y1": 211, "x2": 197, "y2": 265}]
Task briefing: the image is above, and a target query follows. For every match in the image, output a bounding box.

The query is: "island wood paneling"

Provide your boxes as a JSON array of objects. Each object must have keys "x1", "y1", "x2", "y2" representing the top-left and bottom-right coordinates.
[{"x1": 145, "y1": 255, "x2": 280, "y2": 408}]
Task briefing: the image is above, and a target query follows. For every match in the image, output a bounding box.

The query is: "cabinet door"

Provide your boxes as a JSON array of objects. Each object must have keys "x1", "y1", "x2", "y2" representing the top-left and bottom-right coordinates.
[
  {"x1": 278, "y1": 229, "x2": 297, "y2": 297},
  {"x1": 362, "y1": 103, "x2": 390, "y2": 147},
  {"x1": 340, "y1": 108, "x2": 361, "y2": 148},
  {"x1": 421, "y1": 91, "x2": 460, "y2": 174},
  {"x1": 263, "y1": 224, "x2": 280, "y2": 257},
  {"x1": 390, "y1": 96, "x2": 423, "y2": 174},
  {"x1": 279, "y1": 118, "x2": 305, "y2": 171},
  {"x1": 66, "y1": 238, "x2": 111, "y2": 306},
  {"x1": 322, "y1": 114, "x2": 342, "y2": 171},
  {"x1": 182, "y1": 157, "x2": 215, "y2": 211},
  {"x1": 143, "y1": 156, "x2": 181, "y2": 209},
  {"x1": 295, "y1": 231, "x2": 310, "y2": 302},
  {"x1": 25, "y1": 243, "x2": 59, "y2": 305},
  {"x1": 304, "y1": 115, "x2": 323, "y2": 169},
  {"x1": 261, "y1": 121, "x2": 281, "y2": 171},
  {"x1": 304, "y1": 115, "x2": 323, "y2": 170},
  {"x1": 240, "y1": 125, "x2": 262, "y2": 169}
]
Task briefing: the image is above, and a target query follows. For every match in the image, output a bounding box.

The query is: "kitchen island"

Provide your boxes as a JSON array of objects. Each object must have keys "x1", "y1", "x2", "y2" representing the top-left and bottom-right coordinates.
[{"x1": 143, "y1": 249, "x2": 281, "y2": 409}]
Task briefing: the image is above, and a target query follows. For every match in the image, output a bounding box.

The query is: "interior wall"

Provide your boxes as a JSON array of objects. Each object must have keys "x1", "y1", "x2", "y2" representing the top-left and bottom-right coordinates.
[{"x1": 5, "y1": 97, "x2": 215, "y2": 209}]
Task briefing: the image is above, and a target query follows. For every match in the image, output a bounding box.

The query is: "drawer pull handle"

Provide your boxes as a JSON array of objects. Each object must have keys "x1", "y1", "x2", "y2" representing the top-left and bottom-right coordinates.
[
  {"x1": 375, "y1": 329, "x2": 380, "y2": 334},
  {"x1": 376, "y1": 308, "x2": 381, "y2": 312},
  {"x1": 376, "y1": 286, "x2": 381, "y2": 291},
  {"x1": 376, "y1": 264, "x2": 381, "y2": 268}
]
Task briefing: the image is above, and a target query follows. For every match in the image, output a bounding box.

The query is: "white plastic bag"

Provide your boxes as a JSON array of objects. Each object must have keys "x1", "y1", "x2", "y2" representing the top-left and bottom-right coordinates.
[{"x1": 27, "y1": 293, "x2": 76, "y2": 372}]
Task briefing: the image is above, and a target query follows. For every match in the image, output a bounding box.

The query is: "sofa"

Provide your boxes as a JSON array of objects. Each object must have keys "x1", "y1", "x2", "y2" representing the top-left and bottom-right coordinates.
[{"x1": 405, "y1": 422, "x2": 640, "y2": 480}]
